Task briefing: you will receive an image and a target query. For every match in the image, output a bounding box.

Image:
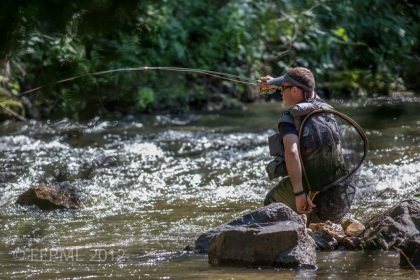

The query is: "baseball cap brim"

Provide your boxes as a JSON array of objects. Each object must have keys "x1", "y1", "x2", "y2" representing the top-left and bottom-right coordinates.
[
  {"x1": 267, "y1": 74, "x2": 312, "y2": 92},
  {"x1": 267, "y1": 74, "x2": 288, "y2": 86}
]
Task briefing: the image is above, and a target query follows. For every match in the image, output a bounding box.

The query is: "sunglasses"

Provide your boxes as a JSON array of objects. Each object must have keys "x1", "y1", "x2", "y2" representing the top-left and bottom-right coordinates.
[{"x1": 280, "y1": 85, "x2": 294, "y2": 93}]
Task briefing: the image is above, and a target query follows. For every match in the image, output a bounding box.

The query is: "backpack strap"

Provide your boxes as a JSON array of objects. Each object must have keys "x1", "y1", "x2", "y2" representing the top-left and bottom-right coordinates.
[{"x1": 288, "y1": 98, "x2": 333, "y2": 129}]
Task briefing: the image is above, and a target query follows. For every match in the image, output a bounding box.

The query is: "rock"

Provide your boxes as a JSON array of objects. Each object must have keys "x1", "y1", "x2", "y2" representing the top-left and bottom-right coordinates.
[
  {"x1": 183, "y1": 245, "x2": 198, "y2": 253},
  {"x1": 209, "y1": 222, "x2": 316, "y2": 268},
  {"x1": 362, "y1": 198, "x2": 420, "y2": 250},
  {"x1": 195, "y1": 202, "x2": 305, "y2": 253},
  {"x1": 312, "y1": 231, "x2": 338, "y2": 251},
  {"x1": 198, "y1": 203, "x2": 316, "y2": 268},
  {"x1": 0, "y1": 171, "x2": 16, "y2": 183},
  {"x1": 300, "y1": 214, "x2": 308, "y2": 226},
  {"x1": 77, "y1": 162, "x2": 96, "y2": 180},
  {"x1": 309, "y1": 221, "x2": 364, "y2": 251},
  {"x1": 16, "y1": 185, "x2": 80, "y2": 210},
  {"x1": 399, "y1": 233, "x2": 420, "y2": 268},
  {"x1": 76, "y1": 154, "x2": 120, "y2": 180},
  {"x1": 341, "y1": 219, "x2": 365, "y2": 237},
  {"x1": 43, "y1": 163, "x2": 71, "y2": 182},
  {"x1": 308, "y1": 221, "x2": 346, "y2": 241},
  {"x1": 340, "y1": 236, "x2": 363, "y2": 250}
]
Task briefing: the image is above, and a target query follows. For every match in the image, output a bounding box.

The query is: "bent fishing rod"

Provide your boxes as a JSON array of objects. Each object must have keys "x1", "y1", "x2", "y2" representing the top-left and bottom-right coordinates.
[
  {"x1": 9, "y1": 66, "x2": 259, "y2": 97},
  {"x1": 0, "y1": 66, "x2": 280, "y2": 120}
]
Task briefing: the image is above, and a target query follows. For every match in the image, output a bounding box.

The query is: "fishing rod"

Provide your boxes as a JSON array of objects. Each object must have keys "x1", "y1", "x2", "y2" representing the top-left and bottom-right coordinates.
[
  {"x1": 7, "y1": 66, "x2": 258, "y2": 97},
  {"x1": 0, "y1": 66, "x2": 278, "y2": 120}
]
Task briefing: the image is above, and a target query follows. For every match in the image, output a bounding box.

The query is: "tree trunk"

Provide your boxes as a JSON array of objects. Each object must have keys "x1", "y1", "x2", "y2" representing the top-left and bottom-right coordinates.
[{"x1": 0, "y1": 58, "x2": 10, "y2": 78}]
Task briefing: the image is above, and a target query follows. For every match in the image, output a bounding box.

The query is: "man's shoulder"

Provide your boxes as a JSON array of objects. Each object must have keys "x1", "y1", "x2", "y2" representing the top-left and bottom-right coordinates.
[
  {"x1": 279, "y1": 110, "x2": 295, "y2": 125},
  {"x1": 293, "y1": 98, "x2": 334, "y2": 113}
]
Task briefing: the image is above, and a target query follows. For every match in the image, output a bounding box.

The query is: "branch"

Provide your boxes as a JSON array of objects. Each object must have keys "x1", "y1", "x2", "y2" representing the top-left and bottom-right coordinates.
[{"x1": 0, "y1": 102, "x2": 26, "y2": 121}]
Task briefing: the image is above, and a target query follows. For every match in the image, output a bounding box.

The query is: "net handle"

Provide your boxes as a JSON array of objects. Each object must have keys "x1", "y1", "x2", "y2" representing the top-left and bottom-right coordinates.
[{"x1": 297, "y1": 109, "x2": 369, "y2": 191}]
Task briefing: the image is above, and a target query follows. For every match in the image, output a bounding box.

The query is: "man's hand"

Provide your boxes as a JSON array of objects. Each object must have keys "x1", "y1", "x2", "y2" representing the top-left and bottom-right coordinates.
[
  {"x1": 258, "y1": 75, "x2": 273, "y2": 82},
  {"x1": 295, "y1": 193, "x2": 316, "y2": 214},
  {"x1": 258, "y1": 75, "x2": 276, "y2": 94}
]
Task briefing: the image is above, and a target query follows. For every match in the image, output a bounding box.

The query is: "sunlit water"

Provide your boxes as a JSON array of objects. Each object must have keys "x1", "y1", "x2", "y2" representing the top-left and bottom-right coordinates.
[{"x1": 0, "y1": 97, "x2": 419, "y2": 279}]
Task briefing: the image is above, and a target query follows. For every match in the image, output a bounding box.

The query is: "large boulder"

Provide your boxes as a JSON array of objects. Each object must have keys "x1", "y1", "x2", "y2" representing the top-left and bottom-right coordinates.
[
  {"x1": 197, "y1": 203, "x2": 316, "y2": 268},
  {"x1": 195, "y1": 202, "x2": 304, "y2": 253},
  {"x1": 16, "y1": 184, "x2": 80, "y2": 210},
  {"x1": 362, "y1": 198, "x2": 420, "y2": 250}
]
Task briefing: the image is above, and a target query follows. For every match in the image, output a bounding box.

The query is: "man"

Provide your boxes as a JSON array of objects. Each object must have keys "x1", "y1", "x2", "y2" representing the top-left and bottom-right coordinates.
[{"x1": 260, "y1": 67, "x2": 356, "y2": 223}]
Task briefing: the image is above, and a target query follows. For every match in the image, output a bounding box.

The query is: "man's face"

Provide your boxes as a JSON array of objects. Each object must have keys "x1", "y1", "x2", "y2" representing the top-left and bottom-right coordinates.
[{"x1": 281, "y1": 83, "x2": 296, "y2": 106}]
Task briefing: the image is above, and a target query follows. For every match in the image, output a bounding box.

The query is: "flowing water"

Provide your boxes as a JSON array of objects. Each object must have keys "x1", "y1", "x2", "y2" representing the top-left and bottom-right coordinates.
[{"x1": 0, "y1": 97, "x2": 419, "y2": 279}]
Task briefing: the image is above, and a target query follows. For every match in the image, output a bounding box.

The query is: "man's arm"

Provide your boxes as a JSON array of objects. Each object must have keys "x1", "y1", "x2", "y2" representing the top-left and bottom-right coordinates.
[{"x1": 283, "y1": 134, "x2": 316, "y2": 213}]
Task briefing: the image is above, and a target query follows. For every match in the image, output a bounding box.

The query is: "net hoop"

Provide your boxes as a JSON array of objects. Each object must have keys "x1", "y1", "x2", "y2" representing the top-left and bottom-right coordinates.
[{"x1": 297, "y1": 109, "x2": 369, "y2": 191}]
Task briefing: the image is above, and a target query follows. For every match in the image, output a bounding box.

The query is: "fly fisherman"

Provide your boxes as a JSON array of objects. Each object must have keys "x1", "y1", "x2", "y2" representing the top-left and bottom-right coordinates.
[{"x1": 259, "y1": 67, "x2": 357, "y2": 223}]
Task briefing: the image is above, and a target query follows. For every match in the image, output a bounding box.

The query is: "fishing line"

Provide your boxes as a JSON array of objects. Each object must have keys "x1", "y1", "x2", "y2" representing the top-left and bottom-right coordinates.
[
  {"x1": 0, "y1": 66, "x2": 259, "y2": 119},
  {"x1": 2, "y1": 66, "x2": 258, "y2": 98},
  {"x1": 0, "y1": 66, "x2": 263, "y2": 120}
]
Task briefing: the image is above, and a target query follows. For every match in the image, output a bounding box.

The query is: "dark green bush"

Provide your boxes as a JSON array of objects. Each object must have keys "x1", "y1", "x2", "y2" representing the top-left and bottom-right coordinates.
[{"x1": 0, "y1": 0, "x2": 418, "y2": 119}]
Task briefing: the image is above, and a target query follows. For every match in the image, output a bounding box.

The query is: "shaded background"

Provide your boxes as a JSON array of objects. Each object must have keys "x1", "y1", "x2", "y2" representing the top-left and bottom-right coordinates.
[{"x1": 0, "y1": 0, "x2": 419, "y2": 119}]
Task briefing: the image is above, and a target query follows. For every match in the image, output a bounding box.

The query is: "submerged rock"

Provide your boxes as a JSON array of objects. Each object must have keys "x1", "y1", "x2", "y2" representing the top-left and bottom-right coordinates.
[
  {"x1": 197, "y1": 203, "x2": 316, "y2": 268},
  {"x1": 183, "y1": 245, "x2": 198, "y2": 253},
  {"x1": 0, "y1": 171, "x2": 16, "y2": 183},
  {"x1": 16, "y1": 184, "x2": 80, "y2": 210},
  {"x1": 399, "y1": 233, "x2": 420, "y2": 268},
  {"x1": 362, "y1": 198, "x2": 420, "y2": 250},
  {"x1": 43, "y1": 163, "x2": 71, "y2": 182}
]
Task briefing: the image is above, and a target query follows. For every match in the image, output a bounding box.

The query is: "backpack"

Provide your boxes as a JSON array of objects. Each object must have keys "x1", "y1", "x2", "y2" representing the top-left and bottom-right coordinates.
[{"x1": 266, "y1": 99, "x2": 368, "y2": 193}]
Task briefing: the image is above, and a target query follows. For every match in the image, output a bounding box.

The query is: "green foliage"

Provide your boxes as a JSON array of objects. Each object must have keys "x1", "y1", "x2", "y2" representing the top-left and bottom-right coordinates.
[
  {"x1": 0, "y1": 75, "x2": 25, "y2": 119},
  {"x1": 0, "y1": 75, "x2": 20, "y2": 95},
  {"x1": 136, "y1": 88, "x2": 155, "y2": 111},
  {"x1": 0, "y1": 98, "x2": 25, "y2": 119},
  {"x1": 0, "y1": 0, "x2": 418, "y2": 119}
]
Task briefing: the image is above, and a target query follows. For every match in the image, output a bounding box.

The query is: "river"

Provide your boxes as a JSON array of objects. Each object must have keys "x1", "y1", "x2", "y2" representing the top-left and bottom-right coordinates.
[{"x1": 0, "y1": 97, "x2": 419, "y2": 279}]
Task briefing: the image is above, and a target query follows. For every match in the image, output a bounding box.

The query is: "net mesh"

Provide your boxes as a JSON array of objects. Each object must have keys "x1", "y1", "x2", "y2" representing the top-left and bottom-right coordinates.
[{"x1": 299, "y1": 110, "x2": 367, "y2": 192}]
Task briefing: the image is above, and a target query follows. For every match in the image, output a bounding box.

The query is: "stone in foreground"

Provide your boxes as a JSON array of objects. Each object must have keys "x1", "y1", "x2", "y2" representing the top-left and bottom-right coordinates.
[
  {"x1": 16, "y1": 184, "x2": 80, "y2": 210},
  {"x1": 362, "y1": 198, "x2": 420, "y2": 250},
  {"x1": 309, "y1": 220, "x2": 364, "y2": 251},
  {"x1": 311, "y1": 230, "x2": 338, "y2": 251},
  {"x1": 195, "y1": 202, "x2": 305, "y2": 253},
  {"x1": 341, "y1": 219, "x2": 365, "y2": 237},
  {"x1": 200, "y1": 203, "x2": 316, "y2": 268},
  {"x1": 399, "y1": 233, "x2": 420, "y2": 269}
]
